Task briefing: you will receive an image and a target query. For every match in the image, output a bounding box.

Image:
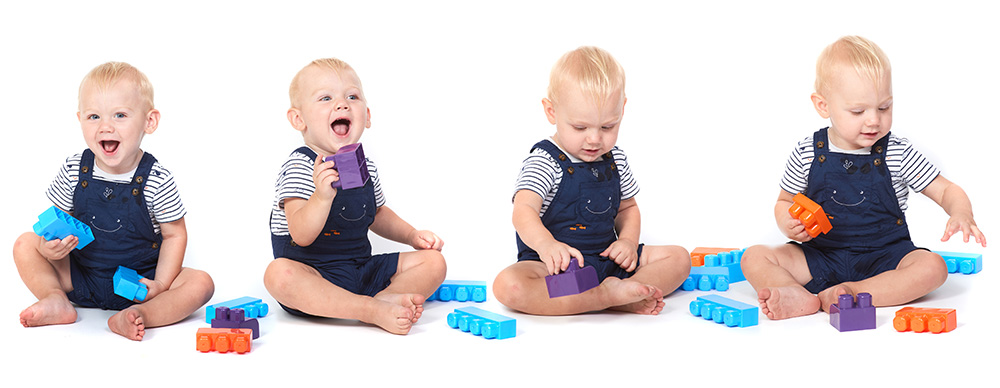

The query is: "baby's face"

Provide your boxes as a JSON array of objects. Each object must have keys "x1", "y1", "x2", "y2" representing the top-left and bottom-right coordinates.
[
  {"x1": 544, "y1": 84, "x2": 625, "y2": 162},
  {"x1": 817, "y1": 66, "x2": 893, "y2": 150},
  {"x1": 77, "y1": 79, "x2": 157, "y2": 175},
  {"x1": 291, "y1": 65, "x2": 370, "y2": 156}
]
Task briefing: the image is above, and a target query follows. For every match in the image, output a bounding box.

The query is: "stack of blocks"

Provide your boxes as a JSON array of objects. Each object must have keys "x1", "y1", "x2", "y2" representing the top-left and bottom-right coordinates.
[
  {"x1": 934, "y1": 251, "x2": 982, "y2": 275},
  {"x1": 829, "y1": 293, "x2": 875, "y2": 332},
  {"x1": 211, "y1": 306, "x2": 260, "y2": 339},
  {"x1": 689, "y1": 294, "x2": 758, "y2": 328},
  {"x1": 679, "y1": 248, "x2": 746, "y2": 292},
  {"x1": 545, "y1": 258, "x2": 599, "y2": 298},
  {"x1": 893, "y1": 307, "x2": 957, "y2": 334},
  {"x1": 196, "y1": 328, "x2": 253, "y2": 354},
  {"x1": 205, "y1": 297, "x2": 269, "y2": 323},
  {"x1": 33, "y1": 206, "x2": 95, "y2": 250},
  {"x1": 788, "y1": 193, "x2": 833, "y2": 238},
  {"x1": 428, "y1": 280, "x2": 487, "y2": 302},
  {"x1": 322, "y1": 143, "x2": 370, "y2": 190},
  {"x1": 446, "y1": 306, "x2": 516, "y2": 340},
  {"x1": 112, "y1": 266, "x2": 147, "y2": 302}
]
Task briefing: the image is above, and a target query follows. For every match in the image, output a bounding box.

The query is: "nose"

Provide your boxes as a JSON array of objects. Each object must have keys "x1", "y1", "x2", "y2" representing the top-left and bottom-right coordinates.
[
  {"x1": 585, "y1": 129, "x2": 601, "y2": 144},
  {"x1": 99, "y1": 118, "x2": 114, "y2": 133},
  {"x1": 335, "y1": 98, "x2": 350, "y2": 111},
  {"x1": 865, "y1": 111, "x2": 882, "y2": 128}
]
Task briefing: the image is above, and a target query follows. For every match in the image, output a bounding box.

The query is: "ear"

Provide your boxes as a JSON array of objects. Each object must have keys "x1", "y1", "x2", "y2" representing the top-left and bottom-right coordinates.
[
  {"x1": 365, "y1": 107, "x2": 372, "y2": 128},
  {"x1": 542, "y1": 98, "x2": 557, "y2": 125},
  {"x1": 144, "y1": 109, "x2": 161, "y2": 134},
  {"x1": 287, "y1": 107, "x2": 307, "y2": 133},
  {"x1": 811, "y1": 92, "x2": 831, "y2": 119}
]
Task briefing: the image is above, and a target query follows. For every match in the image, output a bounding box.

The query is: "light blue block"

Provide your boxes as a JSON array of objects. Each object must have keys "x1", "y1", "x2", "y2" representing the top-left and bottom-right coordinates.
[
  {"x1": 32, "y1": 206, "x2": 95, "y2": 250},
  {"x1": 428, "y1": 280, "x2": 487, "y2": 302},
  {"x1": 689, "y1": 294, "x2": 758, "y2": 328},
  {"x1": 679, "y1": 267, "x2": 729, "y2": 291},
  {"x1": 703, "y1": 249, "x2": 746, "y2": 283},
  {"x1": 446, "y1": 306, "x2": 515, "y2": 340},
  {"x1": 112, "y1": 266, "x2": 147, "y2": 301},
  {"x1": 935, "y1": 251, "x2": 982, "y2": 274},
  {"x1": 205, "y1": 296, "x2": 269, "y2": 323}
]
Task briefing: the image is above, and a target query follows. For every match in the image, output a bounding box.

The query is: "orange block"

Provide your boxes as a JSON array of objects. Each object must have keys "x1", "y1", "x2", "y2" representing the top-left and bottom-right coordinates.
[
  {"x1": 196, "y1": 328, "x2": 253, "y2": 354},
  {"x1": 788, "y1": 193, "x2": 833, "y2": 237},
  {"x1": 690, "y1": 247, "x2": 738, "y2": 267},
  {"x1": 893, "y1": 307, "x2": 957, "y2": 334}
]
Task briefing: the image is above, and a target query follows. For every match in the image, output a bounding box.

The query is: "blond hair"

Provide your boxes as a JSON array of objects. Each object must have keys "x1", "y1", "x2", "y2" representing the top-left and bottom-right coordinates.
[
  {"x1": 289, "y1": 58, "x2": 361, "y2": 108},
  {"x1": 547, "y1": 46, "x2": 625, "y2": 106},
  {"x1": 815, "y1": 36, "x2": 891, "y2": 95},
  {"x1": 79, "y1": 62, "x2": 154, "y2": 110}
]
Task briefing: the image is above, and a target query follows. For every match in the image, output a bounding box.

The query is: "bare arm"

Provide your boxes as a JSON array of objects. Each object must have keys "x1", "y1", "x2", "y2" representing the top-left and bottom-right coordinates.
[
  {"x1": 142, "y1": 217, "x2": 187, "y2": 300},
  {"x1": 512, "y1": 189, "x2": 582, "y2": 274},
  {"x1": 370, "y1": 205, "x2": 443, "y2": 250},
  {"x1": 601, "y1": 197, "x2": 640, "y2": 271},
  {"x1": 284, "y1": 156, "x2": 341, "y2": 246},
  {"x1": 774, "y1": 189, "x2": 812, "y2": 242},
  {"x1": 920, "y1": 175, "x2": 987, "y2": 247}
]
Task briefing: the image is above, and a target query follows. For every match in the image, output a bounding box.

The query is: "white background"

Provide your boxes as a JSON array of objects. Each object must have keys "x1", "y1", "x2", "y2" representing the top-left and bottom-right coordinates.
[{"x1": 1, "y1": 1, "x2": 995, "y2": 386}]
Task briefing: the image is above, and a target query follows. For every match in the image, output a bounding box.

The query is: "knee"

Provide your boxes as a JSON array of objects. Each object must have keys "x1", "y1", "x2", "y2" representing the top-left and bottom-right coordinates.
[
  {"x1": 13, "y1": 232, "x2": 41, "y2": 263},
  {"x1": 491, "y1": 268, "x2": 525, "y2": 307},
  {"x1": 923, "y1": 253, "x2": 950, "y2": 288},
  {"x1": 263, "y1": 259, "x2": 296, "y2": 294},
  {"x1": 181, "y1": 268, "x2": 215, "y2": 303},
  {"x1": 740, "y1": 245, "x2": 773, "y2": 269}
]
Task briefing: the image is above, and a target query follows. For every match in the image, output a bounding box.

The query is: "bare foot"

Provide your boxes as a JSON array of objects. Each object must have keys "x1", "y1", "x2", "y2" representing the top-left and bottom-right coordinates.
[
  {"x1": 602, "y1": 277, "x2": 663, "y2": 315},
  {"x1": 758, "y1": 286, "x2": 820, "y2": 320},
  {"x1": 374, "y1": 293, "x2": 425, "y2": 323},
  {"x1": 108, "y1": 307, "x2": 145, "y2": 341},
  {"x1": 364, "y1": 299, "x2": 416, "y2": 335},
  {"x1": 818, "y1": 284, "x2": 854, "y2": 313},
  {"x1": 20, "y1": 294, "x2": 77, "y2": 327}
]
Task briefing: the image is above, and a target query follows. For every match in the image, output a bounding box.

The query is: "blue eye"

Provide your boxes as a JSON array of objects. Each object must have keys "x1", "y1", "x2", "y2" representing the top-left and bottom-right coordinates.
[
  {"x1": 347, "y1": 95, "x2": 358, "y2": 100},
  {"x1": 114, "y1": 113, "x2": 126, "y2": 119},
  {"x1": 88, "y1": 114, "x2": 100, "y2": 120},
  {"x1": 319, "y1": 96, "x2": 331, "y2": 102}
]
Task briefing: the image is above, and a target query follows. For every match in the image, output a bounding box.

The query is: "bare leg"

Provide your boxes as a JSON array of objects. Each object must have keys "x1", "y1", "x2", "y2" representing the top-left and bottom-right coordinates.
[
  {"x1": 108, "y1": 267, "x2": 214, "y2": 341},
  {"x1": 741, "y1": 244, "x2": 820, "y2": 320},
  {"x1": 818, "y1": 250, "x2": 947, "y2": 312},
  {"x1": 374, "y1": 249, "x2": 447, "y2": 323},
  {"x1": 14, "y1": 232, "x2": 77, "y2": 327},
  {"x1": 493, "y1": 245, "x2": 690, "y2": 316},
  {"x1": 264, "y1": 252, "x2": 445, "y2": 335}
]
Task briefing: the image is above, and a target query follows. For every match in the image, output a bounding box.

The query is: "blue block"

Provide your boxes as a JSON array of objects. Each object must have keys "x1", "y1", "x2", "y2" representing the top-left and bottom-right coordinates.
[
  {"x1": 679, "y1": 266, "x2": 730, "y2": 291},
  {"x1": 689, "y1": 294, "x2": 758, "y2": 328},
  {"x1": 428, "y1": 280, "x2": 487, "y2": 303},
  {"x1": 32, "y1": 206, "x2": 95, "y2": 250},
  {"x1": 112, "y1": 266, "x2": 148, "y2": 301},
  {"x1": 205, "y1": 297, "x2": 270, "y2": 323},
  {"x1": 935, "y1": 251, "x2": 982, "y2": 274},
  {"x1": 446, "y1": 306, "x2": 516, "y2": 340},
  {"x1": 703, "y1": 249, "x2": 746, "y2": 283}
]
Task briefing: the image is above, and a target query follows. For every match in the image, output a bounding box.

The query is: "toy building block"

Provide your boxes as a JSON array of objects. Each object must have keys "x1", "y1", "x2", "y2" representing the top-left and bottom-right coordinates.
[
  {"x1": 428, "y1": 280, "x2": 487, "y2": 303},
  {"x1": 893, "y1": 307, "x2": 957, "y2": 334},
  {"x1": 829, "y1": 293, "x2": 875, "y2": 332},
  {"x1": 196, "y1": 328, "x2": 253, "y2": 354},
  {"x1": 788, "y1": 193, "x2": 833, "y2": 238},
  {"x1": 689, "y1": 294, "x2": 758, "y2": 328},
  {"x1": 204, "y1": 297, "x2": 269, "y2": 323},
  {"x1": 690, "y1": 247, "x2": 737, "y2": 267},
  {"x1": 679, "y1": 266, "x2": 730, "y2": 292},
  {"x1": 32, "y1": 206, "x2": 95, "y2": 250},
  {"x1": 322, "y1": 143, "x2": 370, "y2": 189},
  {"x1": 446, "y1": 306, "x2": 516, "y2": 340},
  {"x1": 211, "y1": 306, "x2": 260, "y2": 339},
  {"x1": 112, "y1": 266, "x2": 147, "y2": 302},
  {"x1": 545, "y1": 258, "x2": 599, "y2": 298},
  {"x1": 934, "y1": 251, "x2": 982, "y2": 275}
]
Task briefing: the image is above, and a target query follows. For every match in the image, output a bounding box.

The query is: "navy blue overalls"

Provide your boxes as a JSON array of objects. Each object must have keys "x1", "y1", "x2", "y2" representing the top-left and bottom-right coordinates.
[
  {"x1": 800, "y1": 127, "x2": 919, "y2": 293},
  {"x1": 271, "y1": 147, "x2": 398, "y2": 310},
  {"x1": 67, "y1": 149, "x2": 161, "y2": 310},
  {"x1": 516, "y1": 140, "x2": 638, "y2": 281}
]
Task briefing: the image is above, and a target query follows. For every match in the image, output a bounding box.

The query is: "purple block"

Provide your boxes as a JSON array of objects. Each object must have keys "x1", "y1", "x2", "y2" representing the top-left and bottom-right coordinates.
[
  {"x1": 830, "y1": 293, "x2": 875, "y2": 332},
  {"x1": 322, "y1": 143, "x2": 370, "y2": 189},
  {"x1": 545, "y1": 258, "x2": 599, "y2": 298},
  {"x1": 211, "y1": 306, "x2": 261, "y2": 339}
]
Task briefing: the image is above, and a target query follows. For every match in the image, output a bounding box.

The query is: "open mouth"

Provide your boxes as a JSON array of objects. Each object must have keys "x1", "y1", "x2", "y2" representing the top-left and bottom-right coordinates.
[
  {"x1": 100, "y1": 140, "x2": 120, "y2": 154},
  {"x1": 331, "y1": 119, "x2": 351, "y2": 136}
]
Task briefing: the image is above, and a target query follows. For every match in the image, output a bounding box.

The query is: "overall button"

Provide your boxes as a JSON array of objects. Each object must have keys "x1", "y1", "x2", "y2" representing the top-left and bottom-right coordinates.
[{"x1": 896, "y1": 218, "x2": 904, "y2": 226}]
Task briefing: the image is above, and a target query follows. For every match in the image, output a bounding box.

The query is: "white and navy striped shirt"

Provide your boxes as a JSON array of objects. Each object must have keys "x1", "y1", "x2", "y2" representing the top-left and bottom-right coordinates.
[
  {"x1": 270, "y1": 147, "x2": 385, "y2": 236},
  {"x1": 779, "y1": 133, "x2": 939, "y2": 211},
  {"x1": 513, "y1": 139, "x2": 639, "y2": 217},
  {"x1": 45, "y1": 153, "x2": 186, "y2": 234}
]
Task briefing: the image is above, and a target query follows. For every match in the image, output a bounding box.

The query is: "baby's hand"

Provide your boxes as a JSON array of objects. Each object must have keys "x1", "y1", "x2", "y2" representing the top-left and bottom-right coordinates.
[
  {"x1": 38, "y1": 235, "x2": 77, "y2": 261},
  {"x1": 941, "y1": 214, "x2": 987, "y2": 247},
  {"x1": 537, "y1": 240, "x2": 584, "y2": 275},
  {"x1": 601, "y1": 238, "x2": 639, "y2": 272},
  {"x1": 137, "y1": 278, "x2": 167, "y2": 302},
  {"x1": 409, "y1": 229, "x2": 444, "y2": 251},
  {"x1": 782, "y1": 217, "x2": 812, "y2": 242},
  {"x1": 312, "y1": 155, "x2": 341, "y2": 200}
]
